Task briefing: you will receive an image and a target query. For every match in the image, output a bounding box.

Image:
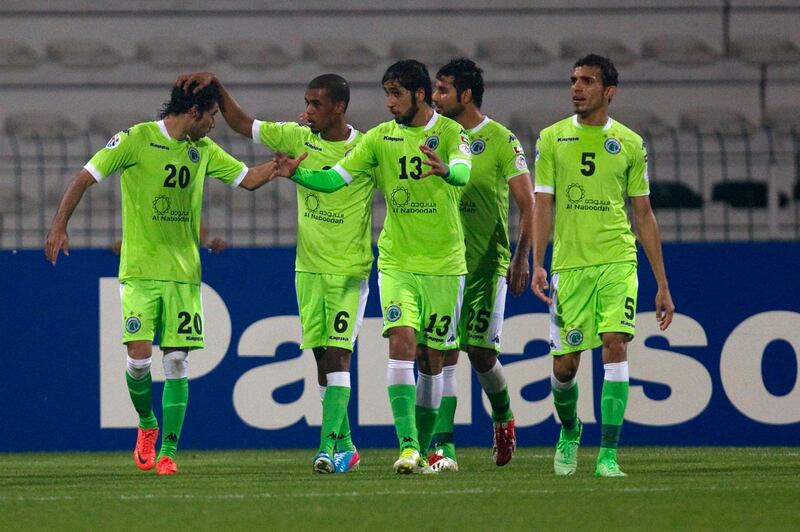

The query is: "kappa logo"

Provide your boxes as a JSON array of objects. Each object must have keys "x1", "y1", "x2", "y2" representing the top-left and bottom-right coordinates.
[
  {"x1": 125, "y1": 316, "x2": 142, "y2": 334},
  {"x1": 386, "y1": 304, "x2": 402, "y2": 322},
  {"x1": 165, "y1": 432, "x2": 178, "y2": 442},
  {"x1": 188, "y1": 146, "x2": 200, "y2": 163}
]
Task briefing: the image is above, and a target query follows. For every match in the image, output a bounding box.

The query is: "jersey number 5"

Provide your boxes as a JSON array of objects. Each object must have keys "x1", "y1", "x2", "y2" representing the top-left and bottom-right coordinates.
[{"x1": 580, "y1": 152, "x2": 595, "y2": 176}]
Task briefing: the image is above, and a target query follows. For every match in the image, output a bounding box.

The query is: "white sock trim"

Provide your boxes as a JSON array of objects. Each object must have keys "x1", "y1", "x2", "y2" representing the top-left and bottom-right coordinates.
[
  {"x1": 326, "y1": 371, "x2": 351, "y2": 388},
  {"x1": 442, "y1": 365, "x2": 458, "y2": 397},
  {"x1": 477, "y1": 360, "x2": 507, "y2": 394},
  {"x1": 318, "y1": 385, "x2": 327, "y2": 402},
  {"x1": 550, "y1": 373, "x2": 577, "y2": 391},
  {"x1": 126, "y1": 356, "x2": 151, "y2": 380},
  {"x1": 387, "y1": 359, "x2": 415, "y2": 386},
  {"x1": 604, "y1": 361, "x2": 629, "y2": 382},
  {"x1": 162, "y1": 351, "x2": 188, "y2": 379},
  {"x1": 416, "y1": 372, "x2": 443, "y2": 409}
]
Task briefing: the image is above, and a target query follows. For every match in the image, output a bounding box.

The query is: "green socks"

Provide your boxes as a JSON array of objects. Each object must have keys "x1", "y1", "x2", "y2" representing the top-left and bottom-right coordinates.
[
  {"x1": 159, "y1": 377, "x2": 188, "y2": 459},
  {"x1": 388, "y1": 384, "x2": 418, "y2": 450},
  {"x1": 486, "y1": 388, "x2": 513, "y2": 423},
  {"x1": 415, "y1": 405, "x2": 439, "y2": 454},
  {"x1": 336, "y1": 409, "x2": 355, "y2": 452},
  {"x1": 318, "y1": 385, "x2": 351, "y2": 455},
  {"x1": 551, "y1": 379, "x2": 579, "y2": 432},
  {"x1": 125, "y1": 372, "x2": 158, "y2": 429},
  {"x1": 600, "y1": 379, "x2": 629, "y2": 450},
  {"x1": 432, "y1": 395, "x2": 458, "y2": 460}
]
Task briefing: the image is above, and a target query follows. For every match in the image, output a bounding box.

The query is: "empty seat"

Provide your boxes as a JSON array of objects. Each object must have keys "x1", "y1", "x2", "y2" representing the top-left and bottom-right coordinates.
[
  {"x1": 46, "y1": 39, "x2": 123, "y2": 68},
  {"x1": 88, "y1": 111, "x2": 152, "y2": 136},
  {"x1": 560, "y1": 36, "x2": 636, "y2": 67},
  {"x1": 641, "y1": 35, "x2": 720, "y2": 66},
  {"x1": 730, "y1": 35, "x2": 800, "y2": 65},
  {"x1": 216, "y1": 40, "x2": 291, "y2": 68},
  {"x1": 508, "y1": 108, "x2": 571, "y2": 141},
  {"x1": 303, "y1": 38, "x2": 379, "y2": 69},
  {"x1": 679, "y1": 107, "x2": 755, "y2": 136},
  {"x1": 763, "y1": 107, "x2": 800, "y2": 133},
  {"x1": 712, "y1": 181, "x2": 789, "y2": 208},
  {"x1": 347, "y1": 109, "x2": 387, "y2": 131},
  {"x1": 649, "y1": 181, "x2": 703, "y2": 209},
  {"x1": 0, "y1": 39, "x2": 38, "y2": 68},
  {"x1": 613, "y1": 107, "x2": 673, "y2": 137},
  {"x1": 5, "y1": 111, "x2": 80, "y2": 140},
  {"x1": 389, "y1": 38, "x2": 463, "y2": 68},
  {"x1": 137, "y1": 39, "x2": 211, "y2": 69},
  {"x1": 475, "y1": 37, "x2": 551, "y2": 67}
]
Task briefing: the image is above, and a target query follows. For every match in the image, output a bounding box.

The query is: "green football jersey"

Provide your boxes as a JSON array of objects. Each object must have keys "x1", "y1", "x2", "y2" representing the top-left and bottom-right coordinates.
[
  {"x1": 253, "y1": 120, "x2": 373, "y2": 278},
  {"x1": 85, "y1": 120, "x2": 246, "y2": 284},
  {"x1": 534, "y1": 115, "x2": 649, "y2": 271},
  {"x1": 333, "y1": 112, "x2": 471, "y2": 275},
  {"x1": 461, "y1": 116, "x2": 529, "y2": 277}
]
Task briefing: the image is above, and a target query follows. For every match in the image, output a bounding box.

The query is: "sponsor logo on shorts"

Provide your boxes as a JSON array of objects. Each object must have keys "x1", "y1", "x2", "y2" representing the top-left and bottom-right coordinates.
[
  {"x1": 566, "y1": 328, "x2": 584, "y2": 346},
  {"x1": 188, "y1": 146, "x2": 200, "y2": 163},
  {"x1": 125, "y1": 316, "x2": 141, "y2": 334},
  {"x1": 621, "y1": 320, "x2": 635, "y2": 328},
  {"x1": 424, "y1": 135, "x2": 440, "y2": 150},
  {"x1": 386, "y1": 304, "x2": 402, "y2": 322},
  {"x1": 604, "y1": 137, "x2": 621, "y2": 155},
  {"x1": 470, "y1": 139, "x2": 485, "y2": 154}
]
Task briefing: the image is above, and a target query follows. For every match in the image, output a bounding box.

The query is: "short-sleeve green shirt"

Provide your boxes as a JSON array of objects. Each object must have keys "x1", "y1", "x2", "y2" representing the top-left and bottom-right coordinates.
[
  {"x1": 334, "y1": 112, "x2": 472, "y2": 275},
  {"x1": 85, "y1": 120, "x2": 247, "y2": 284},
  {"x1": 460, "y1": 116, "x2": 529, "y2": 277},
  {"x1": 534, "y1": 115, "x2": 649, "y2": 271},
  {"x1": 253, "y1": 120, "x2": 374, "y2": 278}
]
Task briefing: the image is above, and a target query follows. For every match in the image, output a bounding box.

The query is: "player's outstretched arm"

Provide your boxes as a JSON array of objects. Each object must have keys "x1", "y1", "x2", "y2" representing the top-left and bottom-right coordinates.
[
  {"x1": 175, "y1": 72, "x2": 254, "y2": 138},
  {"x1": 631, "y1": 195, "x2": 675, "y2": 331},
  {"x1": 239, "y1": 152, "x2": 308, "y2": 191},
  {"x1": 507, "y1": 173, "x2": 534, "y2": 296},
  {"x1": 419, "y1": 145, "x2": 469, "y2": 185},
  {"x1": 45, "y1": 169, "x2": 96, "y2": 265},
  {"x1": 531, "y1": 191, "x2": 553, "y2": 304}
]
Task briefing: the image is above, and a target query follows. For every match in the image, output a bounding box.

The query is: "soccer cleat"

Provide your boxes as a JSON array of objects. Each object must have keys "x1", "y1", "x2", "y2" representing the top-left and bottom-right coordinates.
[
  {"x1": 428, "y1": 450, "x2": 459, "y2": 472},
  {"x1": 333, "y1": 449, "x2": 360, "y2": 473},
  {"x1": 155, "y1": 456, "x2": 178, "y2": 475},
  {"x1": 554, "y1": 419, "x2": 583, "y2": 476},
  {"x1": 492, "y1": 418, "x2": 516, "y2": 466},
  {"x1": 313, "y1": 451, "x2": 335, "y2": 474},
  {"x1": 393, "y1": 448, "x2": 427, "y2": 475},
  {"x1": 133, "y1": 426, "x2": 159, "y2": 471},
  {"x1": 595, "y1": 450, "x2": 627, "y2": 478}
]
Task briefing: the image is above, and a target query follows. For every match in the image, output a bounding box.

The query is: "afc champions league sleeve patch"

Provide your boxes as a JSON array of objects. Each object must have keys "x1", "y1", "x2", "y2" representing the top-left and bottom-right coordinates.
[
  {"x1": 515, "y1": 154, "x2": 527, "y2": 170},
  {"x1": 106, "y1": 133, "x2": 122, "y2": 149},
  {"x1": 188, "y1": 146, "x2": 200, "y2": 163}
]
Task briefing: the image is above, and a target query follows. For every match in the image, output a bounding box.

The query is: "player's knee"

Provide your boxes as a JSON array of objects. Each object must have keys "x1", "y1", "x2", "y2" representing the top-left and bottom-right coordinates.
[
  {"x1": 126, "y1": 356, "x2": 151, "y2": 380},
  {"x1": 552, "y1": 357, "x2": 578, "y2": 382},
  {"x1": 601, "y1": 334, "x2": 628, "y2": 362},
  {"x1": 467, "y1": 348, "x2": 497, "y2": 373},
  {"x1": 163, "y1": 350, "x2": 189, "y2": 379}
]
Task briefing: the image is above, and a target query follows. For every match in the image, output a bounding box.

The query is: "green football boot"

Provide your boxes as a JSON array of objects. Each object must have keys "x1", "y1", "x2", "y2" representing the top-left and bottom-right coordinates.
[
  {"x1": 554, "y1": 418, "x2": 582, "y2": 476},
  {"x1": 595, "y1": 448, "x2": 627, "y2": 478}
]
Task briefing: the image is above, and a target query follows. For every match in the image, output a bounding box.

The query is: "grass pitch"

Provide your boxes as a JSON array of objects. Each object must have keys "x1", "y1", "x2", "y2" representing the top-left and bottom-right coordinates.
[{"x1": 1, "y1": 447, "x2": 798, "y2": 531}]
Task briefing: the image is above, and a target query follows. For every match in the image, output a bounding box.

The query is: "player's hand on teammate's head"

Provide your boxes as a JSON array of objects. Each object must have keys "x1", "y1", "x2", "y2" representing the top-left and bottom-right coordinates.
[
  {"x1": 44, "y1": 227, "x2": 69, "y2": 266},
  {"x1": 175, "y1": 72, "x2": 216, "y2": 94},
  {"x1": 530, "y1": 266, "x2": 552, "y2": 305},
  {"x1": 655, "y1": 288, "x2": 675, "y2": 331},
  {"x1": 273, "y1": 151, "x2": 308, "y2": 178},
  {"x1": 418, "y1": 145, "x2": 448, "y2": 178}
]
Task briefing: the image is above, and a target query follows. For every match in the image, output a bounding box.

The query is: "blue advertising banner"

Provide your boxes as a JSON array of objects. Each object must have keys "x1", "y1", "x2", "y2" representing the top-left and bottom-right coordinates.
[{"x1": 1, "y1": 243, "x2": 798, "y2": 452}]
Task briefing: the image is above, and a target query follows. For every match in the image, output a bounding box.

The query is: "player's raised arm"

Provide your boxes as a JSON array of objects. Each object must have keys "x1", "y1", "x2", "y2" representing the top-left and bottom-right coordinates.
[
  {"x1": 45, "y1": 169, "x2": 96, "y2": 265},
  {"x1": 176, "y1": 73, "x2": 254, "y2": 139},
  {"x1": 238, "y1": 152, "x2": 309, "y2": 191}
]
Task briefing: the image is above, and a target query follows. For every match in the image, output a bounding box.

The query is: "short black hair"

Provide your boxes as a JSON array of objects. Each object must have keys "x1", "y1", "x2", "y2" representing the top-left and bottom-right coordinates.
[
  {"x1": 436, "y1": 57, "x2": 485, "y2": 108},
  {"x1": 382, "y1": 59, "x2": 432, "y2": 105},
  {"x1": 307, "y1": 73, "x2": 350, "y2": 110},
  {"x1": 574, "y1": 54, "x2": 619, "y2": 87},
  {"x1": 159, "y1": 81, "x2": 221, "y2": 118}
]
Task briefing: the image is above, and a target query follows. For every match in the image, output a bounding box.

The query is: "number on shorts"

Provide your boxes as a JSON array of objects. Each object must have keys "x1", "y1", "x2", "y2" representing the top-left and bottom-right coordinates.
[
  {"x1": 624, "y1": 297, "x2": 635, "y2": 320},
  {"x1": 425, "y1": 313, "x2": 453, "y2": 336},
  {"x1": 467, "y1": 309, "x2": 491, "y2": 333},
  {"x1": 177, "y1": 311, "x2": 202, "y2": 335},
  {"x1": 334, "y1": 311, "x2": 350, "y2": 333}
]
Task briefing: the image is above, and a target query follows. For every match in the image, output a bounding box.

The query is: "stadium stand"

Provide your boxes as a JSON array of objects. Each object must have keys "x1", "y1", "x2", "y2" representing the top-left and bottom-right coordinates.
[
  {"x1": 641, "y1": 35, "x2": 720, "y2": 66},
  {"x1": 475, "y1": 37, "x2": 552, "y2": 67},
  {"x1": 215, "y1": 40, "x2": 292, "y2": 69},
  {"x1": 46, "y1": 39, "x2": 123, "y2": 69},
  {"x1": 303, "y1": 38, "x2": 381, "y2": 69}
]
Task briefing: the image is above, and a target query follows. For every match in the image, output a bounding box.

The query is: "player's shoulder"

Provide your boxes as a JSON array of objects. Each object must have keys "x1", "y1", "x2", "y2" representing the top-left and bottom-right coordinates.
[
  {"x1": 608, "y1": 118, "x2": 644, "y2": 144},
  {"x1": 539, "y1": 115, "x2": 576, "y2": 139},
  {"x1": 102, "y1": 121, "x2": 154, "y2": 149},
  {"x1": 435, "y1": 113, "x2": 466, "y2": 134},
  {"x1": 483, "y1": 117, "x2": 520, "y2": 141}
]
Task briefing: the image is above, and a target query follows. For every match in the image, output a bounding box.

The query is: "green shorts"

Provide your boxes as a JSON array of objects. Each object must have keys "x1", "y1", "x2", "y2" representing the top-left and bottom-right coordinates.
[
  {"x1": 295, "y1": 272, "x2": 369, "y2": 350},
  {"x1": 549, "y1": 262, "x2": 638, "y2": 356},
  {"x1": 120, "y1": 279, "x2": 204, "y2": 350},
  {"x1": 457, "y1": 273, "x2": 507, "y2": 351},
  {"x1": 378, "y1": 269, "x2": 464, "y2": 350}
]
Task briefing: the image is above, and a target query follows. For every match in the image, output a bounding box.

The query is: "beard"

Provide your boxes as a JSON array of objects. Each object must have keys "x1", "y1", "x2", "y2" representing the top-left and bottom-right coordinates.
[
  {"x1": 439, "y1": 102, "x2": 464, "y2": 120},
  {"x1": 395, "y1": 99, "x2": 419, "y2": 126}
]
